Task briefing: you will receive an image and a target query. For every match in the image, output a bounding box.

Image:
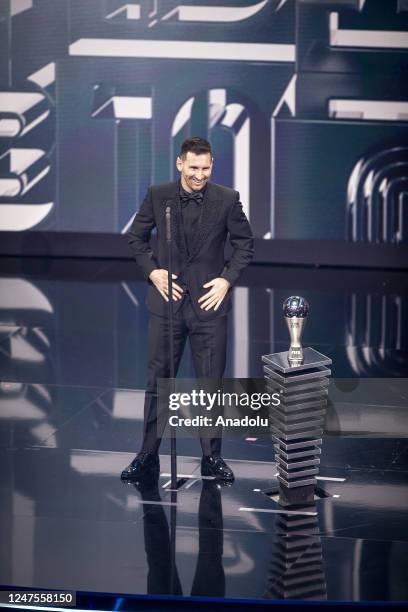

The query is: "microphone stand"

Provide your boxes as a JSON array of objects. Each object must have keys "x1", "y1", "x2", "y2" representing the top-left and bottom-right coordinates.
[
  {"x1": 166, "y1": 205, "x2": 178, "y2": 596},
  {"x1": 165, "y1": 206, "x2": 177, "y2": 491}
]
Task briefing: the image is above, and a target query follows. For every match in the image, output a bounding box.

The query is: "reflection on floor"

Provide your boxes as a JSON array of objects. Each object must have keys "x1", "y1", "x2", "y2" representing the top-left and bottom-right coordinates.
[{"x1": 0, "y1": 257, "x2": 407, "y2": 608}]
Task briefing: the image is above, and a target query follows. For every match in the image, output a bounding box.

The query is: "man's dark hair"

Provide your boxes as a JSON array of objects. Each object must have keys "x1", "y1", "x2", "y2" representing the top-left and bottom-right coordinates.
[{"x1": 180, "y1": 137, "x2": 212, "y2": 159}]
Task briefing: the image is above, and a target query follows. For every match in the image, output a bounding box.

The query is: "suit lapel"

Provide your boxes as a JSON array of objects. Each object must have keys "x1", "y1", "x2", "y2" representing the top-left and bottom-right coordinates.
[
  {"x1": 188, "y1": 182, "x2": 221, "y2": 261},
  {"x1": 163, "y1": 183, "x2": 187, "y2": 257}
]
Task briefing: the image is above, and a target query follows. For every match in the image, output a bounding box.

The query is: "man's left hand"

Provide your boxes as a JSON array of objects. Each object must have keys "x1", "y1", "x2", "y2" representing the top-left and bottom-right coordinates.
[{"x1": 198, "y1": 278, "x2": 231, "y2": 311}]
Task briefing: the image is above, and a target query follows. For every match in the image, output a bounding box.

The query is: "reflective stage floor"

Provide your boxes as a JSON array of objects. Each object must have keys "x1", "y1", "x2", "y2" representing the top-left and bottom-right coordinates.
[{"x1": 0, "y1": 257, "x2": 407, "y2": 609}]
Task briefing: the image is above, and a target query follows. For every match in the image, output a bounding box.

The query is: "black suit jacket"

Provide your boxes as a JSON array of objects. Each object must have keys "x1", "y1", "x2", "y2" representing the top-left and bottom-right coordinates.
[{"x1": 127, "y1": 180, "x2": 254, "y2": 320}]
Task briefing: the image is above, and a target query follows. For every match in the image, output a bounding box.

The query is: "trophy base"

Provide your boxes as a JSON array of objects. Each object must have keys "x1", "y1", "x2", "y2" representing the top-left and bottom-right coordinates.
[
  {"x1": 262, "y1": 347, "x2": 332, "y2": 507},
  {"x1": 262, "y1": 347, "x2": 332, "y2": 374}
]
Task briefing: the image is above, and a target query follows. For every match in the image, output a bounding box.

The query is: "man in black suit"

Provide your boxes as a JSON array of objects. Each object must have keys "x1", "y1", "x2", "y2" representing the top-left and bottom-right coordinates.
[{"x1": 121, "y1": 137, "x2": 254, "y2": 481}]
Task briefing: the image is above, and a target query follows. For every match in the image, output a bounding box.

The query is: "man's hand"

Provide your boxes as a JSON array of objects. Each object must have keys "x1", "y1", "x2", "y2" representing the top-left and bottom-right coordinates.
[
  {"x1": 198, "y1": 278, "x2": 231, "y2": 311},
  {"x1": 149, "y1": 269, "x2": 183, "y2": 302}
]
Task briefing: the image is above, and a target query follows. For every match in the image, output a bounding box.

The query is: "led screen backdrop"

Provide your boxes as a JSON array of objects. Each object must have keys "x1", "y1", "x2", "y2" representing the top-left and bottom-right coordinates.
[{"x1": 0, "y1": 0, "x2": 407, "y2": 242}]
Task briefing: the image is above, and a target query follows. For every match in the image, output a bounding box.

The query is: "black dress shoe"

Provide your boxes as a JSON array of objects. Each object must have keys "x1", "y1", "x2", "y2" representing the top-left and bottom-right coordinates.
[
  {"x1": 120, "y1": 452, "x2": 160, "y2": 481},
  {"x1": 201, "y1": 455, "x2": 235, "y2": 482}
]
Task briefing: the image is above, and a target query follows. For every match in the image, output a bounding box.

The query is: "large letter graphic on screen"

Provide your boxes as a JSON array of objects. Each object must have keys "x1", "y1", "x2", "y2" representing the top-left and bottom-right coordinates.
[{"x1": 0, "y1": 85, "x2": 54, "y2": 231}]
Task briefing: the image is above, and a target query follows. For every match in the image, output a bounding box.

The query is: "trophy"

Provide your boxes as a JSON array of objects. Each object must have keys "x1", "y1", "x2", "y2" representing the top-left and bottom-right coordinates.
[
  {"x1": 262, "y1": 297, "x2": 332, "y2": 505},
  {"x1": 283, "y1": 296, "x2": 309, "y2": 366}
]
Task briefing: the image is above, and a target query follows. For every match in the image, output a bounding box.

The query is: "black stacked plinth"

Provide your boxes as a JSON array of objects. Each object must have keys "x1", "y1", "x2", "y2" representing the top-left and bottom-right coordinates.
[
  {"x1": 262, "y1": 347, "x2": 332, "y2": 505},
  {"x1": 264, "y1": 500, "x2": 327, "y2": 601}
]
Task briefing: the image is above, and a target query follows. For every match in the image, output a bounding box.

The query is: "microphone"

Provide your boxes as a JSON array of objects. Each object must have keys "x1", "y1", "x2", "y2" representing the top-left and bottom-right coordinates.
[{"x1": 165, "y1": 205, "x2": 172, "y2": 242}]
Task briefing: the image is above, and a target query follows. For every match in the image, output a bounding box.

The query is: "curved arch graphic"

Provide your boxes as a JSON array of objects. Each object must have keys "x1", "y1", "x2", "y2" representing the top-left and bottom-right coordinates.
[
  {"x1": 345, "y1": 293, "x2": 406, "y2": 376},
  {"x1": 346, "y1": 145, "x2": 408, "y2": 244},
  {"x1": 171, "y1": 96, "x2": 195, "y2": 138}
]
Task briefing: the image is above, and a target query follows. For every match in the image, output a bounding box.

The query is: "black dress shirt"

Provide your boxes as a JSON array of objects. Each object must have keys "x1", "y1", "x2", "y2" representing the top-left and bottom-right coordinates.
[{"x1": 179, "y1": 185, "x2": 205, "y2": 256}]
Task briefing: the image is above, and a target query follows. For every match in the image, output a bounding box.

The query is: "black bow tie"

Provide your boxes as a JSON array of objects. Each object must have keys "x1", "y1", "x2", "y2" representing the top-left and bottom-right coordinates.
[{"x1": 180, "y1": 190, "x2": 204, "y2": 205}]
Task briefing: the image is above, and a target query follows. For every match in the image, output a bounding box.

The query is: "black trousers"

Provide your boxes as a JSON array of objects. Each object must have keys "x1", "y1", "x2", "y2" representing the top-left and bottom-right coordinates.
[{"x1": 141, "y1": 294, "x2": 228, "y2": 456}]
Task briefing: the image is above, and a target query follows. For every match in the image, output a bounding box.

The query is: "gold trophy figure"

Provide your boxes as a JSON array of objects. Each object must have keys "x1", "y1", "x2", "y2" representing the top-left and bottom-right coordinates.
[{"x1": 283, "y1": 296, "x2": 309, "y2": 366}]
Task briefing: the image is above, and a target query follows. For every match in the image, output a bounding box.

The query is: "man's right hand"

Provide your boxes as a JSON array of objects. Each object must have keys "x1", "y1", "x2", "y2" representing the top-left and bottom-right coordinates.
[{"x1": 149, "y1": 269, "x2": 184, "y2": 302}]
